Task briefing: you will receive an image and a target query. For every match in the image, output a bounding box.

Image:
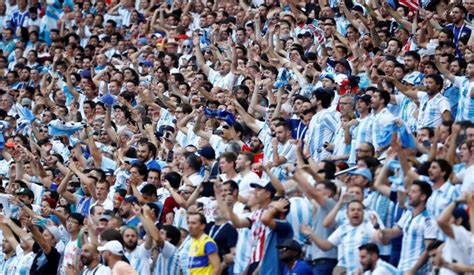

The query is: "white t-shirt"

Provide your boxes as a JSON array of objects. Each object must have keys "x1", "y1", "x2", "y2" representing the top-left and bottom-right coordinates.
[
  {"x1": 61, "y1": 239, "x2": 79, "y2": 274},
  {"x1": 124, "y1": 243, "x2": 152, "y2": 275},
  {"x1": 440, "y1": 224, "x2": 474, "y2": 275},
  {"x1": 238, "y1": 171, "x2": 260, "y2": 198},
  {"x1": 208, "y1": 69, "x2": 235, "y2": 90},
  {"x1": 83, "y1": 264, "x2": 112, "y2": 275},
  {"x1": 188, "y1": 173, "x2": 203, "y2": 187},
  {"x1": 196, "y1": 196, "x2": 218, "y2": 223},
  {"x1": 90, "y1": 198, "x2": 114, "y2": 212}
]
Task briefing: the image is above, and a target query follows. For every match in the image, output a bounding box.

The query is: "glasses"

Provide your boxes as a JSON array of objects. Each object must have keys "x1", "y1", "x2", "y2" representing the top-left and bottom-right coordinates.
[
  {"x1": 183, "y1": 45, "x2": 192, "y2": 49},
  {"x1": 67, "y1": 219, "x2": 79, "y2": 225},
  {"x1": 222, "y1": 125, "x2": 230, "y2": 129},
  {"x1": 339, "y1": 102, "x2": 351, "y2": 105}
]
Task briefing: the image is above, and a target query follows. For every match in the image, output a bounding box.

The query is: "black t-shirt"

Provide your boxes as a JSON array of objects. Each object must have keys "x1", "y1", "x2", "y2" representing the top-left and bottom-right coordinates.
[
  {"x1": 30, "y1": 246, "x2": 61, "y2": 275},
  {"x1": 205, "y1": 222, "x2": 238, "y2": 275}
]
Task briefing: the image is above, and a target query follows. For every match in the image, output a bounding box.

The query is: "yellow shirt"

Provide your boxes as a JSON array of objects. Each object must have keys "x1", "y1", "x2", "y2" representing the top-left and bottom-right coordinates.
[{"x1": 188, "y1": 234, "x2": 218, "y2": 275}]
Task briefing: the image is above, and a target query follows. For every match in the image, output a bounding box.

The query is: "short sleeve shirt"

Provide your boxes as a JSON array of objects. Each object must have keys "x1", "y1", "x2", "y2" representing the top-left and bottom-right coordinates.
[{"x1": 188, "y1": 234, "x2": 218, "y2": 275}]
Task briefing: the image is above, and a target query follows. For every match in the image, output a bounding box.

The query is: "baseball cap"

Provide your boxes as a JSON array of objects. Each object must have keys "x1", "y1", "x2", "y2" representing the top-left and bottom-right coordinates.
[
  {"x1": 198, "y1": 146, "x2": 216, "y2": 160},
  {"x1": 348, "y1": 168, "x2": 373, "y2": 183},
  {"x1": 137, "y1": 37, "x2": 148, "y2": 45},
  {"x1": 104, "y1": 169, "x2": 115, "y2": 176},
  {"x1": 297, "y1": 30, "x2": 313, "y2": 38},
  {"x1": 356, "y1": 94, "x2": 371, "y2": 105},
  {"x1": 16, "y1": 188, "x2": 34, "y2": 199},
  {"x1": 276, "y1": 239, "x2": 303, "y2": 253},
  {"x1": 335, "y1": 59, "x2": 351, "y2": 74},
  {"x1": 140, "y1": 61, "x2": 153, "y2": 67},
  {"x1": 250, "y1": 181, "x2": 276, "y2": 195},
  {"x1": 46, "y1": 226, "x2": 61, "y2": 242},
  {"x1": 123, "y1": 195, "x2": 139, "y2": 204},
  {"x1": 98, "y1": 240, "x2": 124, "y2": 256}
]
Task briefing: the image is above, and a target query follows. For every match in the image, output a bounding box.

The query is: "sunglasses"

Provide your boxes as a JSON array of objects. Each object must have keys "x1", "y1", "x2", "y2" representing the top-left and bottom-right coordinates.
[{"x1": 222, "y1": 125, "x2": 230, "y2": 129}]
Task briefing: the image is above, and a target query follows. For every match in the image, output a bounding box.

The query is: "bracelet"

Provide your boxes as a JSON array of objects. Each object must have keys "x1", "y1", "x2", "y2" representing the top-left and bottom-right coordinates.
[{"x1": 373, "y1": 223, "x2": 380, "y2": 230}]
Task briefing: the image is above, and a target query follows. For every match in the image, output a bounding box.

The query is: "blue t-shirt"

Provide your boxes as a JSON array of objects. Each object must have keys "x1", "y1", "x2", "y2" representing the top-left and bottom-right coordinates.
[
  {"x1": 283, "y1": 260, "x2": 312, "y2": 275},
  {"x1": 259, "y1": 220, "x2": 294, "y2": 275}
]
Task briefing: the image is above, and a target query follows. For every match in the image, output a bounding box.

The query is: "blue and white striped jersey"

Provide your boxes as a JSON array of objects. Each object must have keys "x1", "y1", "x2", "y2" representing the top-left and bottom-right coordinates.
[
  {"x1": 397, "y1": 209, "x2": 437, "y2": 272},
  {"x1": 454, "y1": 76, "x2": 474, "y2": 122},
  {"x1": 348, "y1": 115, "x2": 373, "y2": 165},
  {"x1": 331, "y1": 123, "x2": 351, "y2": 158},
  {"x1": 177, "y1": 235, "x2": 192, "y2": 275},
  {"x1": 328, "y1": 222, "x2": 377, "y2": 274},
  {"x1": 286, "y1": 196, "x2": 314, "y2": 245},
  {"x1": 233, "y1": 214, "x2": 252, "y2": 274},
  {"x1": 0, "y1": 253, "x2": 16, "y2": 275},
  {"x1": 394, "y1": 94, "x2": 418, "y2": 133},
  {"x1": 124, "y1": 243, "x2": 152, "y2": 275},
  {"x1": 371, "y1": 108, "x2": 395, "y2": 152},
  {"x1": 427, "y1": 182, "x2": 460, "y2": 219},
  {"x1": 154, "y1": 241, "x2": 179, "y2": 275},
  {"x1": 427, "y1": 182, "x2": 460, "y2": 240},
  {"x1": 305, "y1": 108, "x2": 339, "y2": 160},
  {"x1": 403, "y1": 71, "x2": 425, "y2": 86},
  {"x1": 416, "y1": 92, "x2": 451, "y2": 130},
  {"x1": 12, "y1": 246, "x2": 35, "y2": 275}
]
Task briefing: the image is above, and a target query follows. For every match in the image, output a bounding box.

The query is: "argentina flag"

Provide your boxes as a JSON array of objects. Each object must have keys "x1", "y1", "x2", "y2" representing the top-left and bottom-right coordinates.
[{"x1": 40, "y1": 0, "x2": 64, "y2": 45}]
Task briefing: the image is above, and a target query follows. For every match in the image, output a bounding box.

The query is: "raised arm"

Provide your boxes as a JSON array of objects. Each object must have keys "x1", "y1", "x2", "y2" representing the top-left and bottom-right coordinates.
[
  {"x1": 57, "y1": 170, "x2": 77, "y2": 204},
  {"x1": 230, "y1": 98, "x2": 261, "y2": 134},
  {"x1": 193, "y1": 35, "x2": 210, "y2": 76},
  {"x1": 27, "y1": 219, "x2": 53, "y2": 254},
  {"x1": 192, "y1": 112, "x2": 212, "y2": 141},
  {"x1": 294, "y1": 169, "x2": 328, "y2": 207}
]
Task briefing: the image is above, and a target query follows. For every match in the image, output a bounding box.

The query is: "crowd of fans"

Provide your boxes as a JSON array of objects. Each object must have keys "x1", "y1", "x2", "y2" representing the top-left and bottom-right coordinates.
[{"x1": 0, "y1": 0, "x2": 473, "y2": 274}]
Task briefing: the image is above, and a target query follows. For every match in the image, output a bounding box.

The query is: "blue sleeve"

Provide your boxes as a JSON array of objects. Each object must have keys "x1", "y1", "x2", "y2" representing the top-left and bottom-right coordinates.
[
  {"x1": 204, "y1": 240, "x2": 218, "y2": 255},
  {"x1": 274, "y1": 220, "x2": 293, "y2": 239}
]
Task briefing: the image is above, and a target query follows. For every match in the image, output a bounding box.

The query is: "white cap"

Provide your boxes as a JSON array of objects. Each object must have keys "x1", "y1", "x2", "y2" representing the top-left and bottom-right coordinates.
[
  {"x1": 97, "y1": 240, "x2": 124, "y2": 256},
  {"x1": 46, "y1": 226, "x2": 61, "y2": 242}
]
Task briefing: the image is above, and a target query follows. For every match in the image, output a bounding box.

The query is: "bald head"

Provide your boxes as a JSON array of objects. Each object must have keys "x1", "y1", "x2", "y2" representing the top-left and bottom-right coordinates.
[{"x1": 80, "y1": 243, "x2": 100, "y2": 267}]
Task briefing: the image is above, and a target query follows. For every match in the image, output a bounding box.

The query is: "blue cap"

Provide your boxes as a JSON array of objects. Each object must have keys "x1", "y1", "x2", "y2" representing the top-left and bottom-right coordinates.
[
  {"x1": 124, "y1": 195, "x2": 139, "y2": 204},
  {"x1": 198, "y1": 146, "x2": 215, "y2": 160},
  {"x1": 349, "y1": 168, "x2": 373, "y2": 182},
  {"x1": 141, "y1": 61, "x2": 153, "y2": 67},
  {"x1": 138, "y1": 37, "x2": 148, "y2": 44}
]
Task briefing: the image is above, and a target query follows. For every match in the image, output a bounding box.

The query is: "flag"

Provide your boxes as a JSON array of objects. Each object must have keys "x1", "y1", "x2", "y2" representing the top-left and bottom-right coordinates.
[
  {"x1": 48, "y1": 119, "x2": 85, "y2": 137},
  {"x1": 399, "y1": 0, "x2": 420, "y2": 11},
  {"x1": 378, "y1": 121, "x2": 417, "y2": 151},
  {"x1": 40, "y1": 1, "x2": 63, "y2": 45}
]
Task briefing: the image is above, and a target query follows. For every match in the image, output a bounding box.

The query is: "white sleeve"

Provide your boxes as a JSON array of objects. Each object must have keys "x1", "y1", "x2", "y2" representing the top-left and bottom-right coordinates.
[
  {"x1": 139, "y1": 242, "x2": 152, "y2": 258},
  {"x1": 416, "y1": 91, "x2": 426, "y2": 101},
  {"x1": 209, "y1": 134, "x2": 223, "y2": 150},
  {"x1": 394, "y1": 94, "x2": 405, "y2": 105},
  {"x1": 423, "y1": 217, "x2": 438, "y2": 240},
  {"x1": 453, "y1": 76, "x2": 464, "y2": 89},
  {"x1": 452, "y1": 224, "x2": 471, "y2": 243},
  {"x1": 208, "y1": 68, "x2": 219, "y2": 84},
  {"x1": 161, "y1": 240, "x2": 177, "y2": 258},
  {"x1": 327, "y1": 227, "x2": 341, "y2": 246},
  {"x1": 438, "y1": 98, "x2": 451, "y2": 113},
  {"x1": 29, "y1": 183, "x2": 44, "y2": 205},
  {"x1": 98, "y1": 265, "x2": 112, "y2": 275},
  {"x1": 396, "y1": 211, "x2": 410, "y2": 229}
]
